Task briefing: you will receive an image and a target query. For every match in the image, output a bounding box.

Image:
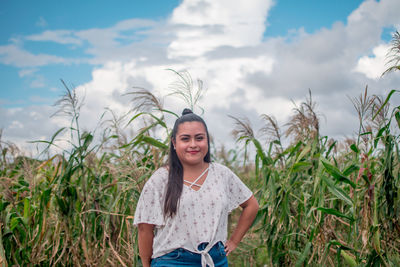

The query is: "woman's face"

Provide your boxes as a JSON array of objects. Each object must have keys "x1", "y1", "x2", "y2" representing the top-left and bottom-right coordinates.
[{"x1": 173, "y1": 121, "x2": 208, "y2": 167}]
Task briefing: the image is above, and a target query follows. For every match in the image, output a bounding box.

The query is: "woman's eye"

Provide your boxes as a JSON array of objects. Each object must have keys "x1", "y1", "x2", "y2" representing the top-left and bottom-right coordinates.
[{"x1": 196, "y1": 136, "x2": 204, "y2": 141}]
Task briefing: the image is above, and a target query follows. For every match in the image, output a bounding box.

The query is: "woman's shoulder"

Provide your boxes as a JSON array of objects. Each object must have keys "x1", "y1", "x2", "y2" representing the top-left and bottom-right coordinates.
[
  {"x1": 210, "y1": 162, "x2": 233, "y2": 174},
  {"x1": 211, "y1": 162, "x2": 229, "y2": 170},
  {"x1": 145, "y1": 167, "x2": 168, "y2": 188}
]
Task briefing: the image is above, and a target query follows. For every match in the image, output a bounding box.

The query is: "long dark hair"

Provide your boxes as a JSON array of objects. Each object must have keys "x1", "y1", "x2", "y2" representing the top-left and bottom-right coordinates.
[{"x1": 164, "y1": 108, "x2": 211, "y2": 218}]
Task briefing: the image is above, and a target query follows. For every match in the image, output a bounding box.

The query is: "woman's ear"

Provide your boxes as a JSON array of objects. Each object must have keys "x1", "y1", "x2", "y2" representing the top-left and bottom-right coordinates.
[{"x1": 172, "y1": 139, "x2": 176, "y2": 150}]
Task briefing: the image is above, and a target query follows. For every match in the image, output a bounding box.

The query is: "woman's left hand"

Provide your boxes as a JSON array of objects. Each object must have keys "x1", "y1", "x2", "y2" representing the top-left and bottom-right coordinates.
[
  {"x1": 224, "y1": 196, "x2": 259, "y2": 256},
  {"x1": 224, "y1": 240, "x2": 238, "y2": 256}
]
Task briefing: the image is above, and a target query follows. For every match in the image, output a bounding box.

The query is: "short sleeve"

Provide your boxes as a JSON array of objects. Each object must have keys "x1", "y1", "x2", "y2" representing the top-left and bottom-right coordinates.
[
  {"x1": 133, "y1": 170, "x2": 166, "y2": 227},
  {"x1": 225, "y1": 167, "x2": 253, "y2": 213}
]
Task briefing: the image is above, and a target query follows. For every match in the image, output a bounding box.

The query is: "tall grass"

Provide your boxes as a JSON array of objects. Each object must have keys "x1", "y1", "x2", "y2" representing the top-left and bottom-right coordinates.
[
  {"x1": 1, "y1": 66, "x2": 399, "y2": 265},
  {"x1": 228, "y1": 87, "x2": 399, "y2": 266}
]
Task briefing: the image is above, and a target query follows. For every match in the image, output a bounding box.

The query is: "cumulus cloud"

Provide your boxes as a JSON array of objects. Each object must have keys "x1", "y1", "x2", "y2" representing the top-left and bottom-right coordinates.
[
  {"x1": 354, "y1": 44, "x2": 391, "y2": 79},
  {"x1": 168, "y1": 0, "x2": 274, "y2": 57},
  {"x1": 0, "y1": 105, "x2": 64, "y2": 155},
  {"x1": 2, "y1": 0, "x2": 400, "y2": 155},
  {"x1": 0, "y1": 44, "x2": 71, "y2": 67},
  {"x1": 26, "y1": 30, "x2": 82, "y2": 45},
  {"x1": 74, "y1": 18, "x2": 164, "y2": 64},
  {"x1": 1, "y1": 18, "x2": 158, "y2": 69}
]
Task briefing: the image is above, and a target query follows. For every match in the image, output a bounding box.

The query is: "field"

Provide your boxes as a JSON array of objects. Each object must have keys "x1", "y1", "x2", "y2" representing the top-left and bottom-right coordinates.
[{"x1": 0, "y1": 36, "x2": 399, "y2": 267}]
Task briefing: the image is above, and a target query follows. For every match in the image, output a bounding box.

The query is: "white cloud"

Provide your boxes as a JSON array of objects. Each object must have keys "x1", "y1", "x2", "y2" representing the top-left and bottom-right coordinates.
[
  {"x1": 2, "y1": 0, "x2": 400, "y2": 156},
  {"x1": 354, "y1": 44, "x2": 390, "y2": 79},
  {"x1": 26, "y1": 30, "x2": 82, "y2": 45},
  {"x1": 113, "y1": 18, "x2": 158, "y2": 31},
  {"x1": 0, "y1": 44, "x2": 67, "y2": 67},
  {"x1": 9, "y1": 120, "x2": 24, "y2": 129},
  {"x1": 18, "y1": 68, "x2": 38, "y2": 77},
  {"x1": 168, "y1": 0, "x2": 274, "y2": 57},
  {"x1": 1, "y1": 19, "x2": 158, "y2": 68}
]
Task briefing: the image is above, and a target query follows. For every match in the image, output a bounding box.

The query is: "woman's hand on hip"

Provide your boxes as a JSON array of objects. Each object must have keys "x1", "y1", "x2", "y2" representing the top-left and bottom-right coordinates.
[{"x1": 224, "y1": 240, "x2": 238, "y2": 256}]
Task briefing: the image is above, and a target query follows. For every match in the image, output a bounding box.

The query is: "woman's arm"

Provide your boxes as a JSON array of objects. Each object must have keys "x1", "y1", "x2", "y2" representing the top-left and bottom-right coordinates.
[
  {"x1": 225, "y1": 195, "x2": 259, "y2": 256},
  {"x1": 138, "y1": 223, "x2": 155, "y2": 267}
]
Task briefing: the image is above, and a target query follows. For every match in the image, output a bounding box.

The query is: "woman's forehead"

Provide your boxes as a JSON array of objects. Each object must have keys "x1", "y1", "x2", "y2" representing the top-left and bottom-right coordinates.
[{"x1": 177, "y1": 121, "x2": 206, "y2": 134}]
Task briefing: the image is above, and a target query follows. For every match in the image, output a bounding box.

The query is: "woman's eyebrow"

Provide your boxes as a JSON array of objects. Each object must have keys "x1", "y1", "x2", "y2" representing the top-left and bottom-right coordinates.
[{"x1": 178, "y1": 133, "x2": 206, "y2": 137}]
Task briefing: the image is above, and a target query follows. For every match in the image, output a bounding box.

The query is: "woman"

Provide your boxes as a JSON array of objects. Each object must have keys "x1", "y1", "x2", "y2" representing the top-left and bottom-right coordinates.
[{"x1": 134, "y1": 109, "x2": 259, "y2": 267}]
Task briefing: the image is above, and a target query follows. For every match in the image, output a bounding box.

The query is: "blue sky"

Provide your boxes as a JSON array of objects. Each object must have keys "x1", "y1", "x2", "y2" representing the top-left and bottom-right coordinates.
[
  {"x1": 0, "y1": 0, "x2": 181, "y2": 106},
  {"x1": 0, "y1": 0, "x2": 399, "y2": 153},
  {"x1": 1, "y1": 0, "x2": 365, "y2": 106}
]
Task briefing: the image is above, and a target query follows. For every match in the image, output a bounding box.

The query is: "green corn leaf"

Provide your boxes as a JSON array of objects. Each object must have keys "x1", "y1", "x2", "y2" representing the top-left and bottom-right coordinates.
[
  {"x1": 317, "y1": 207, "x2": 354, "y2": 222},
  {"x1": 17, "y1": 179, "x2": 29, "y2": 187},
  {"x1": 343, "y1": 164, "x2": 359, "y2": 176},
  {"x1": 322, "y1": 176, "x2": 353, "y2": 206},
  {"x1": 349, "y1": 144, "x2": 359, "y2": 153},
  {"x1": 341, "y1": 250, "x2": 357, "y2": 267},
  {"x1": 56, "y1": 196, "x2": 68, "y2": 215},
  {"x1": 10, "y1": 217, "x2": 24, "y2": 231},
  {"x1": 326, "y1": 140, "x2": 337, "y2": 157},
  {"x1": 294, "y1": 242, "x2": 311, "y2": 267},
  {"x1": 0, "y1": 201, "x2": 9, "y2": 212},
  {"x1": 372, "y1": 89, "x2": 399, "y2": 120},
  {"x1": 292, "y1": 161, "x2": 312, "y2": 172},
  {"x1": 0, "y1": 225, "x2": 6, "y2": 266},
  {"x1": 360, "y1": 131, "x2": 372, "y2": 136},
  {"x1": 28, "y1": 127, "x2": 67, "y2": 152},
  {"x1": 326, "y1": 240, "x2": 353, "y2": 252},
  {"x1": 255, "y1": 153, "x2": 260, "y2": 177},
  {"x1": 119, "y1": 143, "x2": 131, "y2": 149},
  {"x1": 286, "y1": 141, "x2": 303, "y2": 158},
  {"x1": 321, "y1": 158, "x2": 356, "y2": 188},
  {"x1": 81, "y1": 132, "x2": 93, "y2": 147},
  {"x1": 395, "y1": 110, "x2": 400, "y2": 129},
  {"x1": 126, "y1": 112, "x2": 145, "y2": 126},
  {"x1": 296, "y1": 143, "x2": 311, "y2": 163},
  {"x1": 252, "y1": 138, "x2": 272, "y2": 165},
  {"x1": 159, "y1": 108, "x2": 179, "y2": 118},
  {"x1": 147, "y1": 113, "x2": 167, "y2": 129},
  {"x1": 374, "y1": 125, "x2": 388, "y2": 148},
  {"x1": 23, "y1": 198, "x2": 30, "y2": 220},
  {"x1": 142, "y1": 136, "x2": 168, "y2": 150},
  {"x1": 127, "y1": 112, "x2": 168, "y2": 130}
]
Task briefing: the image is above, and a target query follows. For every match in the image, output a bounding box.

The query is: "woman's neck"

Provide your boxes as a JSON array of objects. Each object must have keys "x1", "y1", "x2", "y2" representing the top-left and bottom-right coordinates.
[{"x1": 182, "y1": 161, "x2": 209, "y2": 174}]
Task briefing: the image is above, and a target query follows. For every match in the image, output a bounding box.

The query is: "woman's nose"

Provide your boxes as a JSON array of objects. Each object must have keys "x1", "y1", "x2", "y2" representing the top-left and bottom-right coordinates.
[{"x1": 189, "y1": 138, "x2": 197, "y2": 147}]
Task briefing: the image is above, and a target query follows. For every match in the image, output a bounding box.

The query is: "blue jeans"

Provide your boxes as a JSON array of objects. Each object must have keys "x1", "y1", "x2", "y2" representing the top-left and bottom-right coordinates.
[{"x1": 151, "y1": 241, "x2": 228, "y2": 267}]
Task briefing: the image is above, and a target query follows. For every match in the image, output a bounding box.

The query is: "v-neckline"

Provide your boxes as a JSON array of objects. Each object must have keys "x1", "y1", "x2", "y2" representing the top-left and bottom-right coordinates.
[{"x1": 183, "y1": 164, "x2": 211, "y2": 192}]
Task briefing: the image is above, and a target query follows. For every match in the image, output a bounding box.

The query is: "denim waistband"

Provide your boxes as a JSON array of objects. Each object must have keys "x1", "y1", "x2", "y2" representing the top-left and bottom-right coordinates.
[{"x1": 151, "y1": 241, "x2": 228, "y2": 267}]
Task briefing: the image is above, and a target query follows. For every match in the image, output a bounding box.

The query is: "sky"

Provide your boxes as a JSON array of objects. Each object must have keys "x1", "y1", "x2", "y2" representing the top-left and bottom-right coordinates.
[{"x1": 0, "y1": 0, "x2": 399, "y2": 155}]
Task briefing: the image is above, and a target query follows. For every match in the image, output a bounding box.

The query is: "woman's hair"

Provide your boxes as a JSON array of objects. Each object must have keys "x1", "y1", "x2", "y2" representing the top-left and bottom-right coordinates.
[{"x1": 164, "y1": 108, "x2": 211, "y2": 218}]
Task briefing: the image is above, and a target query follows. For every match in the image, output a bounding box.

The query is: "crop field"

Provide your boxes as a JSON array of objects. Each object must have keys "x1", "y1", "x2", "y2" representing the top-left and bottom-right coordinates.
[{"x1": 0, "y1": 35, "x2": 399, "y2": 267}]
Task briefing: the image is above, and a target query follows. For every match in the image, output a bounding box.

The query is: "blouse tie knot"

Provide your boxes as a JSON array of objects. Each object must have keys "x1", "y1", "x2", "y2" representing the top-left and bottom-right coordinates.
[{"x1": 200, "y1": 243, "x2": 215, "y2": 267}]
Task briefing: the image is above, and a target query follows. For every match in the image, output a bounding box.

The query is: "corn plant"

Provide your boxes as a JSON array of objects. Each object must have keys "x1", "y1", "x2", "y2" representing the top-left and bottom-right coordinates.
[
  {"x1": 0, "y1": 64, "x2": 399, "y2": 267},
  {"x1": 229, "y1": 88, "x2": 399, "y2": 266}
]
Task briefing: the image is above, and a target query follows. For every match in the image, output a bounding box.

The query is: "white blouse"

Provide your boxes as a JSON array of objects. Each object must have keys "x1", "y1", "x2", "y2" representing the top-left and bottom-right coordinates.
[{"x1": 133, "y1": 162, "x2": 253, "y2": 267}]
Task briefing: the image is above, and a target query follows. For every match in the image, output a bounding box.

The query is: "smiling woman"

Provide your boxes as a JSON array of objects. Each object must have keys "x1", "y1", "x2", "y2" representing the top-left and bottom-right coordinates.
[
  {"x1": 133, "y1": 108, "x2": 259, "y2": 267},
  {"x1": 173, "y1": 119, "x2": 209, "y2": 168}
]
